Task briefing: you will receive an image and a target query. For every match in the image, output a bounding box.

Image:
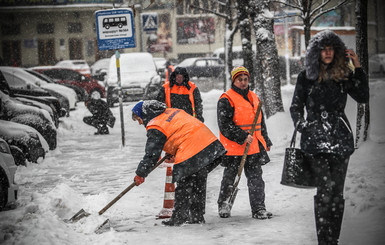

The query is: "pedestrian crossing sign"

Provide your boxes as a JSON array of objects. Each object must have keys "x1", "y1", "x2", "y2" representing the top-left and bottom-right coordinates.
[{"x1": 142, "y1": 13, "x2": 158, "y2": 32}]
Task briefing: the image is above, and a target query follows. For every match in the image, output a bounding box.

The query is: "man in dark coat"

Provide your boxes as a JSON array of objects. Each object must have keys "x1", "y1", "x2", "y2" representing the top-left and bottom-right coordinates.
[
  {"x1": 217, "y1": 66, "x2": 273, "y2": 220},
  {"x1": 83, "y1": 97, "x2": 115, "y2": 135},
  {"x1": 290, "y1": 30, "x2": 369, "y2": 245},
  {"x1": 156, "y1": 66, "x2": 204, "y2": 122},
  {"x1": 131, "y1": 100, "x2": 226, "y2": 226}
]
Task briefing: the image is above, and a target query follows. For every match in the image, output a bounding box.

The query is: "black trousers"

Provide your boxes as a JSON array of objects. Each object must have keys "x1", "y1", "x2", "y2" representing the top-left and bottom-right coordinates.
[
  {"x1": 306, "y1": 153, "x2": 349, "y2": 245},
  {"x1": 218, "y1": 154, "x2": 266, "y2": 213},
  {"x1": 172, "y1": 167, "x2": 208, "y2": 222}
]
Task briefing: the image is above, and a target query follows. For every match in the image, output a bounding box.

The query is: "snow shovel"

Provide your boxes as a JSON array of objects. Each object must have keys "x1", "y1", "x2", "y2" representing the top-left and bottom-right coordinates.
[
  {"x1": 221, "y1": 101, "x2": 263, "y2": 214},
  {"x1": 66, "y1": 154, "x2": 171, "y2": 223}
]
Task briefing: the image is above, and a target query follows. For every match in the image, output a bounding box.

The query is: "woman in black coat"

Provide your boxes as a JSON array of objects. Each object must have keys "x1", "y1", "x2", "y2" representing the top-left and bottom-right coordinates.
[{"x1": 290, "y1": 30, "x2": 369, "y2": 245}]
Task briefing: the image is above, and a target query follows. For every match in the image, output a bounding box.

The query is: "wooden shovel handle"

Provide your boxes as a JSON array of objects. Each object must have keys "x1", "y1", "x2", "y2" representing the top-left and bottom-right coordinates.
[{"x1": 98, "y1": 154, "x2": 170, "y2": 215}]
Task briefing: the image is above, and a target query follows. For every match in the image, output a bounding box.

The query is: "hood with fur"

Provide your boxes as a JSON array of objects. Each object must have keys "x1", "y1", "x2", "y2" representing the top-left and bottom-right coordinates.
[
  {"x1": 305, "y1": 30, "x2": 347, "y2": 80},
  {"x1": 169, "y1": 67, "x2": 191, "y2": 89}
]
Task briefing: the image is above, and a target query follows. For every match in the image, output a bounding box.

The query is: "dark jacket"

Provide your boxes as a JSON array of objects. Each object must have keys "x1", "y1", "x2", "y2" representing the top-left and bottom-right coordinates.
[
  {"x1": 290, "y1": 31, "x2": 369, "y2": 157},
  {"x1": 86, "y1": 99, "x2": 111, "y2": 120},
  {"x1": 156, "y1": 67, "x2": 204, "y2": 122},
  {"x1": 217, "y1": 84, "x2": 272, "y2": 165},
  {"x1": 136, "y1": 100, "x2": 226, "y2": 182}
]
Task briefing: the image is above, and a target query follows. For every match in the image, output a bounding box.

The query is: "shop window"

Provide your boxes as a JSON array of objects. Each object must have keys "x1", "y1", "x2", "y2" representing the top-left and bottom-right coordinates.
[
  {"x1": 37, "y1": 23, "x2": 54, "y2": 34},
  {"x1": 68, "y1": 22, "x2": 82, "y2": 33},
  {"x1": 1, "y1": 24, "x2": 20, "y2": 35}
]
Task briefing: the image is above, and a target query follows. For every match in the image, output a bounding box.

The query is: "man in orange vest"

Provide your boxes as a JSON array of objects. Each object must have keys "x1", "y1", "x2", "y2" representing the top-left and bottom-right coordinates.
[
  {"x1": 131, "y1": 100, "x2": 226, "y2": 226},
  {"x1": 217, "y1": 66, "x2": 273, "y2": 219},
  {"x1": 156, "y1": 66, "x2": 204, "y2": 122}
]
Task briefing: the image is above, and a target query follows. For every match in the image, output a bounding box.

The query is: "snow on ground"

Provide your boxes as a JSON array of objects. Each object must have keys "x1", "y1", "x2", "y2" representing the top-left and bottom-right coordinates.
[{"x1": 0, "y1": 80, "x2": 384, "y2": 245}]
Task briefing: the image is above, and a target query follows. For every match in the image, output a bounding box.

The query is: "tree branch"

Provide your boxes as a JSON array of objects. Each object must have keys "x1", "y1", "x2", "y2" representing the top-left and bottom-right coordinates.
[
  {"x1": 190, "y1": 4, "x2": 229, "y2": 19},
  {"x1": 310, "y1": 0, "x2": 351, "y2": 26}
]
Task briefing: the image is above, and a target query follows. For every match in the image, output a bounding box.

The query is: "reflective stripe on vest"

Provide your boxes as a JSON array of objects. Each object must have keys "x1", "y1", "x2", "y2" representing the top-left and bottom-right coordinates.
[
  {"x1": 163, "y1": 81, "x2": 197, "y2": 117},
  {"x1": 219, "y1": 89, "x2": 267, "y2": 156},
  {"x1": 146, "y1": 108, "x2": 217, "y2": 164}
]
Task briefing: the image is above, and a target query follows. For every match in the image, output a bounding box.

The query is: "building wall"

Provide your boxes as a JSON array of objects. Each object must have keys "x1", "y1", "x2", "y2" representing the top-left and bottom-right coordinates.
[{"x1": 0, "y1": 0, "x2": 384, "y2": 67}]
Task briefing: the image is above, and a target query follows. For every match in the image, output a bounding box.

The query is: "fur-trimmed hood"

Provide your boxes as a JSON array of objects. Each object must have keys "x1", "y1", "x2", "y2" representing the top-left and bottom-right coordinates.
[
  {"x1": 169, "y1": 67, "x2": 191, "y2": 89},
  {"x1": 305, "y1": 30, "x2": 347, "y2": 80}
]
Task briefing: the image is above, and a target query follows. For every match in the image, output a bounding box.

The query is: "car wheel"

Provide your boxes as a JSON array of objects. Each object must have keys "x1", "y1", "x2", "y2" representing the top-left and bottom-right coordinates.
[
  {"x1": 0, "y1": 172, "x2": 7, "y2": 211},
  {"x1": 90, "y1": 90, "x2": 102, "y2": 100},
  {"x1": 118, "y1": 23, "x2": 123, "y2": 28}
]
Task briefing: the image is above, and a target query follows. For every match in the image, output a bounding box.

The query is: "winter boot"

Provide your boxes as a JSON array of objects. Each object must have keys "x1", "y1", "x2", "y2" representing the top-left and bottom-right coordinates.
[
  {"x1": 100, "y1": 125, "x2": 109, "y2": 134},
  {"x1": 252, "y1": 208, "x2": 273, "y2": 220},
  {"x1": 314, "y1": 195, "x2": 333, "y2": 245},
  {"x1": 218, "y1": 203, "x2": 231, "y2": 218},
  {"x1": 330, "y1": 198, "x2": 345, "y2": 245}
]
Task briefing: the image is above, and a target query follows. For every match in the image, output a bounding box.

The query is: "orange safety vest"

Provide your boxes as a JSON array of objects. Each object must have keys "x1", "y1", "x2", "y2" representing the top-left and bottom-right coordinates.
[
  {"x1": 164, "y1": 65, "x2": 175, "y2": 83},
  {"x1": 219, "y1": 89, "x2": 267, "y2": 156},
  {"x1": 147, "y1": 108, "x2": 217, "y2": 164},
  {"x1": 163, "y1": 81, "x2": 197, "y2": 117}
]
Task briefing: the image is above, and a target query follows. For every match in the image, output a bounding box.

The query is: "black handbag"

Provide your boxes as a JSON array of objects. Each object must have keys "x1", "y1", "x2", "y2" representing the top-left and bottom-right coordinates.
[{"x1": 280, "y1": 126, "x2": 316, "y2": 189}]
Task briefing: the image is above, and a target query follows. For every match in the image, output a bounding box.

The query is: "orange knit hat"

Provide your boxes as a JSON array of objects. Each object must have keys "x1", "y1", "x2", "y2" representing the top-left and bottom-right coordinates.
[{"x1": 231, "y1": 66, "x2": 250, "y2": 82}]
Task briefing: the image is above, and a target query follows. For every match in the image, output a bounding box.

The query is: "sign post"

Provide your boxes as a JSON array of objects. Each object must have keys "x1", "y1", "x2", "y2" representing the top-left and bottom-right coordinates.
[{"x1": 95, "y1": 8, "x2": 136, "y2": 146}]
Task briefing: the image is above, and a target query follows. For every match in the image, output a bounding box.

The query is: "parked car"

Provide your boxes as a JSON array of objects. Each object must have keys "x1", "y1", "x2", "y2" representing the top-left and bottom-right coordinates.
[
  {"x1": 55, "y1": 59, "x2": 91, "y2": 77},
  {"x1": 30, "y1": 67, "x2": 105, "y2": 99},
  {"x1": 0, "y1": 66, "x2": 74, "y2": 116},
  {"x1": 25, "y1": 69, "x2": 78, "y2": 111},
  {"x1": 0, "y1": 138, "x2": 19, "y2": 211},
  {"x1": 91, "y1": 58, "x2": 110, "y2": 81},
  {"x1": 176, "y1": 57, "x2": 225, "y2": 79},
  {"x1": 0, "y1": 68, "x2": 65, "y2": 127},
  {"x1": 0, "y1": 120, "x2": 48, "y2": 164},
  {"x1": 368, "y1": 53, "x2": 385, "y2": 75},
  {"x1": 1, "y1": 90, "x2": 57, "y2": 150},
  {"x1": 26, "y1": 68, "x2": 87, "y2": 101},
  {"x1": 105, "y1": 52, "x2": 161, "y2": 107}
]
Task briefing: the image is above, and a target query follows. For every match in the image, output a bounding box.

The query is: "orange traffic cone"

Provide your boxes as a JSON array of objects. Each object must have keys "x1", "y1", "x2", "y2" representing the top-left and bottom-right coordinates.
[{"x1": 157, "y1": 166, "x2": 175, "y2": 219}]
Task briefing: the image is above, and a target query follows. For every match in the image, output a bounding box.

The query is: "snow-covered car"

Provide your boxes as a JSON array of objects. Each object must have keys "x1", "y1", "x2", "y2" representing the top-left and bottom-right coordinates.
[
  {"x1": 31, "y1": 67, "x2": 105, "y2": 100},
  {"x1": 0, "y1": 120, "x2": 48, "y2": 164},
  {"x1": 1, "y1": 91, "x2": 57, "y2": 150},
  {"x1": 26, "y1": 67, "x2": 87, "y2": 102},
  {"x1": 368, "y1": 53, "x2": 385, "y2": 75},
  {"x1": 91, "y1": 58, "x2": 110, "y2": 81},
  {"x1": 25, "y1": 69, "x2": 78, "y2": 111},
  {"x1": 0, "y1": 67, "x2": 66, "y2": 119},
  {"x1": 105, "y1": 52, "x2": 161, "y2": 107},
  {"x1": 55, "y1": 59, "x2": 91, "y2": 77},
  {"x1": 0, "y1": 66, "x2": 75, "y2": 114},
  {"x1": 0, "y1": 138, "x2": 19, "y2": 211}
]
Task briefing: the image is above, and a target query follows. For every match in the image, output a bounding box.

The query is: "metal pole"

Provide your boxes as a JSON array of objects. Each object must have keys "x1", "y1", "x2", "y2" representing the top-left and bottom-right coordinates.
[{"x1": 116, "y1": 50, "x2": 125, "y2": 146}]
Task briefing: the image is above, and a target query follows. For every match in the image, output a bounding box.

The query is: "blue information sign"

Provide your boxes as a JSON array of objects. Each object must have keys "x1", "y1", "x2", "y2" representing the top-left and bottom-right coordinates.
[{"x1": 95, "y1": 8, "x2": 136, "y2": 50}]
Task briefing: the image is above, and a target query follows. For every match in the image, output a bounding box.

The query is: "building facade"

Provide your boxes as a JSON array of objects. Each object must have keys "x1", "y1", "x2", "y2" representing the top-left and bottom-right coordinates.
[{"x1": 0, "y1": 0, "x2": 384, "y2": 67}]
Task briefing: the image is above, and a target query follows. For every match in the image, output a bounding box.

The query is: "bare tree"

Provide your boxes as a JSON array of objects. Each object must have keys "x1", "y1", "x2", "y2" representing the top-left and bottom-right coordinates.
[
  {"x1": 355, "y1": 0, "x2": 370, "y2": 147},
  {"x1": 276, "y1": 0, "x2": 351, "y2": 48}
]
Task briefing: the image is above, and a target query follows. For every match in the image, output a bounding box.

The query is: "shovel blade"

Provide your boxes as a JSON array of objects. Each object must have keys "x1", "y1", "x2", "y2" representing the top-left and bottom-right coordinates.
[
  {"x1": 65, "y1": 209, "x2": 91, "y2": 223},
  {"x1": 223, "y1": 186, "x2": 239, "y2": 213},
  {"x1": 95, "y1": 219, "x2": 110, "y2": 234}
]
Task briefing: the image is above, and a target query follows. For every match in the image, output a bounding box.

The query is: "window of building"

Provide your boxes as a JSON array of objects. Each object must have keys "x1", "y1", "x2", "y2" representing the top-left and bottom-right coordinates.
[
  {"x1": 1, "y1": 24, "x2": 20, "y2": 35},
  {"x1": 37, "y1": 23, "x2": 54, "y2": 34},
  {"x1": 68, "y1": 22, "x2": 82, "y2": 33}
]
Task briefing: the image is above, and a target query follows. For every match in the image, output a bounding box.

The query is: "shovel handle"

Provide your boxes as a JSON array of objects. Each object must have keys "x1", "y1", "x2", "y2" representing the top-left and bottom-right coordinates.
[{"x1": 98, "y1": 154, "x2": 170, "y2": 216}]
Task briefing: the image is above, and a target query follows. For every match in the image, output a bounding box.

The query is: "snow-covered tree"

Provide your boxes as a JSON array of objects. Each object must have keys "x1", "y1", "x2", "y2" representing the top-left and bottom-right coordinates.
[
  {"x1": 249, "y1": 0, "x2": 284, "y2": 118},
  {"x1": 276, "y1": 0, "x2": 351, "y2": 48}
]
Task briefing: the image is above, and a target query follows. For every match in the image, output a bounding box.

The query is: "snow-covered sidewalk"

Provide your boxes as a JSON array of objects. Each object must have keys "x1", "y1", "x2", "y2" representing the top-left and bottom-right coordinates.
[{"x1": 0, "y1": 82, "x2": 384, "y2": 245}]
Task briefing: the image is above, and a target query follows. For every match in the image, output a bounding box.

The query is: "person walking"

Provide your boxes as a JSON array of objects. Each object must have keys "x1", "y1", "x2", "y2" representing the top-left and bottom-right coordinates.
[
  {"x1": 156, "y1": 66, "x2": 204, "y2": 122},
  {"x1": 131, "y1": 100, "x2": 226, "y2": 226},
  {"x1": 290, "y1": 30, "x2": 369, "y2": 245},
  {"x1": 217, "y1": 66, "x2": 273, "y2": 219},
  {"x1": 83, "y1": 96, "x2": 115, "y2": 135}
]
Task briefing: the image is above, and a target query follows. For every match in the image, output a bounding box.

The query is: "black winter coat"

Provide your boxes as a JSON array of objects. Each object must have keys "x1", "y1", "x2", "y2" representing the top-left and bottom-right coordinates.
[
  {"x1": 290, "y1": 68, "x2": 369, "y2": 156},
  {"x1": 156, "y1": 67, "x2": 204, "y2": 122}
]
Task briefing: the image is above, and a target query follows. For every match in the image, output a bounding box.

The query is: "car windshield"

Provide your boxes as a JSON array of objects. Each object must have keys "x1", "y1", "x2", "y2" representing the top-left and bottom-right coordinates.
[{"x1": 177, "y1": 58, "x2": 196, "y2": 67}]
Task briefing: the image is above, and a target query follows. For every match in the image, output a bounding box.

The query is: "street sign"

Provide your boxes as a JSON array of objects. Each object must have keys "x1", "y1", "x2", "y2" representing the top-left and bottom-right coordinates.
[
  {"x1": 95, "y1": 8, "x2": 136, "y2": 50},
  {"x1": 142, "y1": 13, "x2": 158, "y2": 32}
]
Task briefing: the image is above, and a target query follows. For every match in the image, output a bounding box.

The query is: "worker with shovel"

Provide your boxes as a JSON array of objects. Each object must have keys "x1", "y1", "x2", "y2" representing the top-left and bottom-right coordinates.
[
  {"x1": 131, "y1": 100, "x2": 226, "y2": 226},
  {"x1": 217, "y1": 66, "x2": 273, "y2": 219}
]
